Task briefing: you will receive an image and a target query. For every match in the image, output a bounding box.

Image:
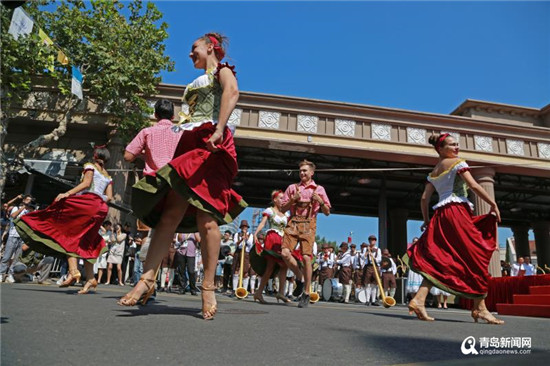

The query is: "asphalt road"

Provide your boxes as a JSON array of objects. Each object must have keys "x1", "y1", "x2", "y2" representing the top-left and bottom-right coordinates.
[{"x1": 1, "y1": 283, "x2": 548, "y2": 366}]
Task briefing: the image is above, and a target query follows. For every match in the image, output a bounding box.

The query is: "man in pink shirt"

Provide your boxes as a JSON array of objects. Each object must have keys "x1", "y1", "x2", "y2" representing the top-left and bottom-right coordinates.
[
  {"x1": 124, "y1": 99, "x2": 182, "y2": 176},
  {"x1": 280, "y1": 159, "x2": 331, "y2": 308}
]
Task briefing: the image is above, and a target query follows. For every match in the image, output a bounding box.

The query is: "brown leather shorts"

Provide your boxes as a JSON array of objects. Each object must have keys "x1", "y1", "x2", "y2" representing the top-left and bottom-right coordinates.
[{"x1": 282, "y1": 216, "x2": 317, "y2": 257}]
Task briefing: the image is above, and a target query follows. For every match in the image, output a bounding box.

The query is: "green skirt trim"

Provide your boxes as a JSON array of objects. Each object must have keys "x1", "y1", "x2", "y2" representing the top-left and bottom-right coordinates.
[
  {"x1": 403, "y1": 253, "x2": 487, "y2": 299},
  {"x1": 132, "y1": 164, "x2": 247, "y2": 233},
  {"x1": 14, "y1": 219, "x2": 106, "y2": 264}
]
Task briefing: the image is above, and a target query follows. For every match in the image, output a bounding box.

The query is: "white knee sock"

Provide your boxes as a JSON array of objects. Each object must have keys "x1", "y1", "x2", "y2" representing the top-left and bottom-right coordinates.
[
  {"x1": 232, "y1": 274, "x2": 239, "y2": 291},
  {"x1": 365, "y1": 285, "x2": 372, "y2": 302},
  {"x1": 250, "y1": 275, "x2": 257, "y2": 292},
  {"x1": 389, "y1": 288, "x2": 396, "y2": 298},
  {"x1": 371, "y1": 285, "x2": 378, "y2": 303},
  {"x1": 288, "y1": 282, "x2": 294, "y2": 296},
  {"x1": 267, "y1": 279, "x2": 273, "y2": 292},
  {"x1": 242, "y1": 277, "x2": 250, "y2": 292},
  {"x1": 344, "y1": 284, "x2": 351, "y2": 303}
]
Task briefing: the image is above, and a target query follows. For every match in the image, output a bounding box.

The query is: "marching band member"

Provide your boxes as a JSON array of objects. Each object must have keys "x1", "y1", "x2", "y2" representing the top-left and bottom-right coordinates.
[
  {"x1": 232, "y1": 220, "x2": 254, "y2": 297},
  {"x1": 350, "y1": 244, "x2": 362, "y2": 302},
  {"x1": 318, "y1": 245, "x2": 335, "y2": 289},
  {"x1": 280, "y1": 160, "x2": 331, "y2": 308},
  {"x1": 363, "y1": 235, "x2": 381, "y2": 306},
  {"x1": 336, "y1": 242, "x2": 352, "y2": 303},
  {"x1": 381, "y1": 249, "x2": 397, "y2": 299}
]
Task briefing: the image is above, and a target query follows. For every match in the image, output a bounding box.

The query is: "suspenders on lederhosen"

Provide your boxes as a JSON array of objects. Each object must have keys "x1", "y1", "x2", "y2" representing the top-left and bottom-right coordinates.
[{"x1": 287, "y1": 184, "x2": 317, "y2": 237}]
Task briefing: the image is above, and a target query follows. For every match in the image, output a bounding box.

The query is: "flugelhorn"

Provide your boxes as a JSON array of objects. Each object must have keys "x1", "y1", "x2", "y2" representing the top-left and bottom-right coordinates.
[
  {"x1": 235, "y1": 237, "x2": 249, "y2": 299},
  {"x1": 536, "y1": 265, "x2": 547, "y2": 275},
  {"x1": 368, "y1": 251, "x2": 396, "y2": 308}
]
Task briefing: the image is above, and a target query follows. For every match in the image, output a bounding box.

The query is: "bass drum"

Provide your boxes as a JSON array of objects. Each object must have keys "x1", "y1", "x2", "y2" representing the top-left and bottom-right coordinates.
[
  {"x1": 357, "y1": 288, "x2": 368, "y2": 304},
  {"x1": 322, "y1": 278, "x2": 343, "y2": 301}
]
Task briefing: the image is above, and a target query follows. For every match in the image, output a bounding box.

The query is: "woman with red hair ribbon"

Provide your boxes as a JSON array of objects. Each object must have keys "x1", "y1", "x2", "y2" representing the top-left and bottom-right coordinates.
[
  {"x1": 120, "y1": 32, "x2": 247, "y2": 320},
  {"x1": 251, "y1": 190, "x2": 292, "y2": 304}
]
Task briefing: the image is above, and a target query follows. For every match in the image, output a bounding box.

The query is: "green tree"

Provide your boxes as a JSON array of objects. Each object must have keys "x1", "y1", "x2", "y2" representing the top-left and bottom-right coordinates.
[{"x1": 0, "y1": 0, "x2": 174, "y2": 193}]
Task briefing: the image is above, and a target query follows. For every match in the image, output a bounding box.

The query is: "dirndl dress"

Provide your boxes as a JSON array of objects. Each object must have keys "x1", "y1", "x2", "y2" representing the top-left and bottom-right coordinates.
[
  {"x1": 131, "y1": 63, "x2": 247, "y2": 232},
  {"x1": 15, "y1": 163, "x2": 111, "y2": 263},
  {"x1": 405, "y1": 159, "x2": 497, "y2": 299}
]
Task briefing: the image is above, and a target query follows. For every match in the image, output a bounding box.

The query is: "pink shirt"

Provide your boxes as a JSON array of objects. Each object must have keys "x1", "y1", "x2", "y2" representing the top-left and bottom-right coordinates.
[
  {"x1": 125, "y1": 119, "x2": 182, "y2": 176},
  {"x1": 282, "y1": 180, "x2": 331, "y2": 217}
]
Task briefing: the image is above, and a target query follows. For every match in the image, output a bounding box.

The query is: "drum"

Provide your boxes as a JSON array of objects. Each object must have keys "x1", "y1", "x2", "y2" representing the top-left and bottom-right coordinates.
[
  {"x1": 322, "y1": 278, "x2": 343, "y2": 301},
  {"x1": 357, "y1": 288, "x2": 368, "y2": 304}
]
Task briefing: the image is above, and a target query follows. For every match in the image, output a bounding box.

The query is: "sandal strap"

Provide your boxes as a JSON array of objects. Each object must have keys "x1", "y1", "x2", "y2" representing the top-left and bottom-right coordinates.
[
  {"x1": 200, "y1": 285, "x2": 217, "y2": 292},
  {"x1": 139, "y1": 277, "x2": 155, "y2": 290}
]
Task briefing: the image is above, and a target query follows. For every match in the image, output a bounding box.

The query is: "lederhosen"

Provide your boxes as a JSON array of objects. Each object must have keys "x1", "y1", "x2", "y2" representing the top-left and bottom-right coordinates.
[
  {"x1": 338, "y1": 257, "x2": 352, "y2": 285},
  {"x1": 381, "y1": 257, "x2": 396, "y2": 289},
  {"x1": 362, "y1": 248, "x2": 380, "y2": 286},
  {"x1": 232, "y1": 233, "x2": 251, "y2": 277},
  {"x1": 319, "y1": 254, "x2": 333, "y2": 286},
  {"x1": 282, "y1": 184, "x2": 318, "y2": 257},
  {"x1": 352, "y1": 253, "x2": 362, "y2": 287}
]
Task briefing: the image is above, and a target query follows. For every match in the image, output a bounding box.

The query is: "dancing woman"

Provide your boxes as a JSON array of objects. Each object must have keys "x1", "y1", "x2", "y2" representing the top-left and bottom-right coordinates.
[
  {"x1": 119, "y1": 32, "x2": 247, "y2": 320},
  {"x1": 251, "y1": 190, "x2": 291, "y2": 304},
  {"x1": 15, "y1": 147, "x2": 113, "y2": 294},
  {"x1": 406, "y1": 133, "x2": 503, "y2": 324}
]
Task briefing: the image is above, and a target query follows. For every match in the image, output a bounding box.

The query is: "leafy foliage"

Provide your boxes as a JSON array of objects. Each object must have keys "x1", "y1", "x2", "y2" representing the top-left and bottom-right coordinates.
[{"x1": 1, "y1": 0, "x2": 175, "y2": 141}]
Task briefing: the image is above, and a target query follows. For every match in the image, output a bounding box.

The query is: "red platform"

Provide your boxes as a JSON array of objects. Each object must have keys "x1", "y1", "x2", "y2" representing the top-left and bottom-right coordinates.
[{"x1": 459, "y1": 274, "x2": 550, "y2": 318}]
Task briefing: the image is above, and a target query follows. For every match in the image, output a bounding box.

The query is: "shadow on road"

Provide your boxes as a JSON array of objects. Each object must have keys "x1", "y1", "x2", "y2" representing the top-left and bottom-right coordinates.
[{"x1": 361, "y1": 311, "x2": 467, "y2": 323}]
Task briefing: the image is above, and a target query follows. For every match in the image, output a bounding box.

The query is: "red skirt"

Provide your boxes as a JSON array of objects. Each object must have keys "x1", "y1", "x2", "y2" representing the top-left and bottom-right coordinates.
[
  {"x1": 15, "y1": 193, "x2": 108, "y2": 262},
  {"x1": 406, "y1": 202, "x2": 497, "y2": 299},
  {"x1": 132, "y1": 123, "x2": 247, "y2": 232},
  {"x1": 262, "y1": 230, "x2": 284, "y2": 264}
]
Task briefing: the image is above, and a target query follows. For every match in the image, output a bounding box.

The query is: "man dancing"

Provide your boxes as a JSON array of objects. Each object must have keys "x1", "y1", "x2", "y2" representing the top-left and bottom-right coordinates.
[{"x1": 280, "y1": 160, "x2": 331, "y2": 308}]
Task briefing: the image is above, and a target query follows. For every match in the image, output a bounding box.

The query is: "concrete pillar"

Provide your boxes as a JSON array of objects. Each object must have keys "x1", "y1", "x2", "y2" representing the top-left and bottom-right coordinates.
[
  {"x1": 105, "y1": 134, "x2": 130, "y2": 225},
  {"x1": 378, "y1": 178, "x2": 387, "y2": 250},
  {"x1": 511, "y1": 224, "x2": 531, "y2": 259},
  {"x1": 388, "y1": 208, "x2": 408, "y2": 257},
  {"x1": 532, "y1": 221, "x2": 550, "y2": 268},
  {"x1": 471, "y1": 168, "x2": 501, "y2": 278}
]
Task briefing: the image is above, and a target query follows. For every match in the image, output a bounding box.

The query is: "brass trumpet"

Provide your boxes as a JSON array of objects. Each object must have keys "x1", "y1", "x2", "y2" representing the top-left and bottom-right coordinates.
[
  {"x1": 536, "y1": 265, "x2": 548, "y2": 275},
  {"x1": 235, "y1": 238, "x2": 249, "y2": 299},
  {"x1": 369, "y1": 251, "x2": 396, "y2": 308}
]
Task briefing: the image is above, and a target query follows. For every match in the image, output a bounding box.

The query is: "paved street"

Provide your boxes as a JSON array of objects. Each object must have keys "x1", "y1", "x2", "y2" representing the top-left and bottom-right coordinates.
[{"x1": 1, "y1": 283, "x2": 549, "y2": 366}]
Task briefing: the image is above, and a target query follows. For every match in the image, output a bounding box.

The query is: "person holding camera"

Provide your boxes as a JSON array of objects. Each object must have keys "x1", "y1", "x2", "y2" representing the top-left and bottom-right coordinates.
[
  {"x1": 105, "y1": 223, "x2": 127, "y2": 286},
  {"x1": 1, "y1": 194, "x2": 33, "y2": 283}
]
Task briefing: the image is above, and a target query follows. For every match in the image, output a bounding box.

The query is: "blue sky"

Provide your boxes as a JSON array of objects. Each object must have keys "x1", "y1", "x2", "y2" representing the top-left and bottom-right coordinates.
[{"x1": 152, "y1": 1, "x2": 548, "y2": 246}]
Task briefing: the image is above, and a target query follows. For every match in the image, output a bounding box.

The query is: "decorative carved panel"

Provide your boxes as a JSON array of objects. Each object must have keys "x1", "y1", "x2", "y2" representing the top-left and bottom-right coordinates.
[
  {"x1": 407, "y1": 127, "x2": 426, "y2": 145},
  {"x1": 297, "y1": 114, "x2": 318, "y2": 133},
  {"x1": 371, "y1": 123, "x2": 391, "y2": 141},
  {"x1": 538, "y1": 142, "x2": 550, "y2": 159},
  {"x1": 474, "y1": 135, "x2": 493, "y2": 152},
  {"x1": 506, "y1": 139, "x2": 525, "y2": 156},
  {"x1": 258, "y1": 111, "x2": 281, "y2": 129},
  {"x1": 228, "y1": 108, "x2": 242, "y2": 127},
  {"x1": 335, "y1": 119, "x2": 356, "y2": 137}
]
